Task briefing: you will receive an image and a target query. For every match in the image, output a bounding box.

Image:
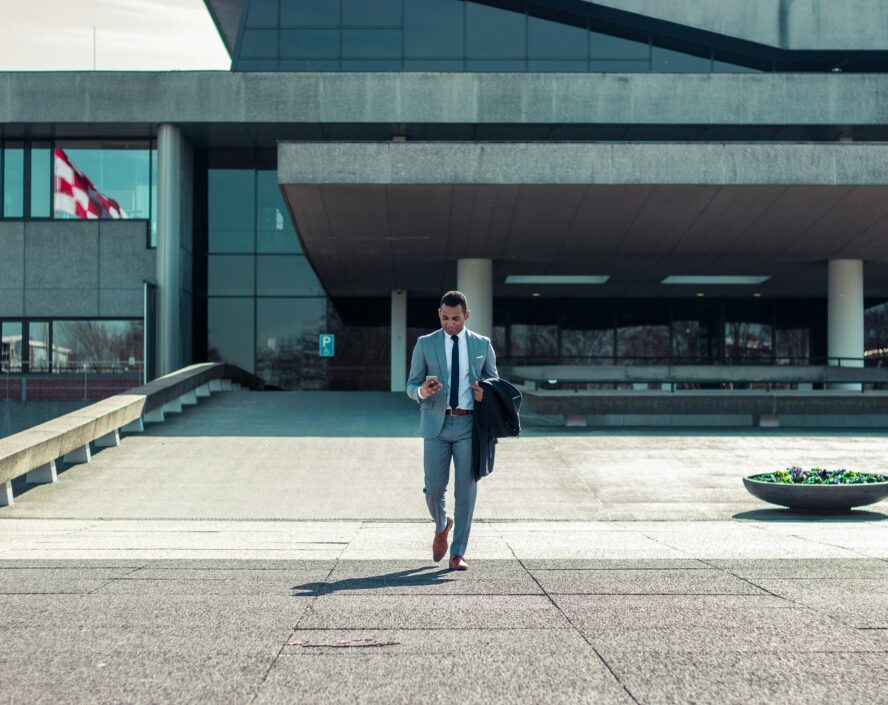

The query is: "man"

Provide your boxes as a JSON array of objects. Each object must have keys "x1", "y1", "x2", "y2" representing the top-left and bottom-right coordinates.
[{"x1": 406, "y1": 291, "x2": 498, "y2": 571}]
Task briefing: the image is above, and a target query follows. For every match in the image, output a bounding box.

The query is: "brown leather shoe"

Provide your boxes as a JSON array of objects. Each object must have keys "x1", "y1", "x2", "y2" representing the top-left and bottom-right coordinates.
[
  {"x1": 432, "y1": 517, "x2": 453, "y2": 562},
  {"x1": 449, "y1": 555, "x2": 468, "y2": 571}
]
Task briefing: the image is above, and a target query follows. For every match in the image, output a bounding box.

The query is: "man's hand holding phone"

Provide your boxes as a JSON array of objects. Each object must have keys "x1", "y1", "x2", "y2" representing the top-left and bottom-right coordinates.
[{"x1": 421, "y1": 375, "x2": 442, "y2": 398}]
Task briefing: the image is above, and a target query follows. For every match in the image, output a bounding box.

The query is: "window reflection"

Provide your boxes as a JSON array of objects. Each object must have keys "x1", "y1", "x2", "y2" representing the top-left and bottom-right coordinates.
[
  {"x1": 1, "y1": 322, "x2": 23, "y2": 371},
  {"x1": 209, "y1": 170, "x2": 255, "y2": 252},
  {"x1": 231, "y1": 0, "x2": 776, "y2": 75},
  {"x1": 725, "y1": 322, "x2": 773, "y2": 360},
  {"x1": 865, "y1": 300, "x2": 888, "y2": 366},
  {"x1": 257, "y1": 170, "x2": 300, "y2": 253},
  {"x1": 28, "y1": 321, "x2": 50, "y2": 372},
  {"x1": 208, "y1": 298, "x2": 255, "y2": 371},
  {"x1": 30, "y1": 144, "x2": 52, "y2": 218},
  {"x1": 617, "y1": 306, "x2": 670, "y2": 364},
  {"x1": 53, "y1": 142, "x2": 152, "y2": 221},
  {"x1": 3, "y1": 145, "x2": 24, "y2": 218},
  {"x1": 52, "y1": 321, "x2": 143, "y2": 371},
  {"x1": 256, "y1": 297, "x2": 327, "y2": 389}
]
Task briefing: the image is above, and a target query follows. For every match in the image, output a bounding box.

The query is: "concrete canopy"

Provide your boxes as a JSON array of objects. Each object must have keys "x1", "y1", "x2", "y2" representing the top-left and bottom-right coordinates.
[{"x1": 279, "y1": 142, "x2": 888, "y2": 299}]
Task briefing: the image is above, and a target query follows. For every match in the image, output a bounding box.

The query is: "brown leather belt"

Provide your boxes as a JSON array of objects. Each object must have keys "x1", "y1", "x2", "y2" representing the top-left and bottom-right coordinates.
[{"x1": 444, "y1": 408, "x2": 473, "y2": 416}]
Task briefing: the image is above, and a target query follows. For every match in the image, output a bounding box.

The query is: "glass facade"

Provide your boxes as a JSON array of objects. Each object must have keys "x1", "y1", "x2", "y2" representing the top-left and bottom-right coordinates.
[
  {"x1": 200, "y1": 160, "x2": 394, "y2": 390},
  {"x1": 234, "y1": 0, "x2": 762, "y2": 73},
  {"x1": 490, "y1": 298, "x2": 829, "y2": 367},
  {"x1": 0, "y1": 320, "x2": 143, "y2": 373},
  {"x1": 0, "y1": 140, "x2": 157, "y2": 245}
]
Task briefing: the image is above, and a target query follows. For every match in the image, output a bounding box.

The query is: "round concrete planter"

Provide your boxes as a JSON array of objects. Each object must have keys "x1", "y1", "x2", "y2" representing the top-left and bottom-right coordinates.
[{"x1": 743, "y1": 476, "x2": 888, "y2": 511}]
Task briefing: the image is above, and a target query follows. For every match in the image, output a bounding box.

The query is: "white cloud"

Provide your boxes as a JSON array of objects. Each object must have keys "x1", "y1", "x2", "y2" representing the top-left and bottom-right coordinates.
[{"x1": 0, "y1": 0, "x2": 230, "y2": 71}]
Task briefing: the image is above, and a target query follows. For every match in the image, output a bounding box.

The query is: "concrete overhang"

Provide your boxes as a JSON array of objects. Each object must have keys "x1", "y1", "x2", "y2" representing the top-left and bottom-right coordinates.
[
  {"x1": 2, "y1": 72, "x2": 888, "y2": 131},
  {"x1": 592, "y1": 0, "x2": 888, "y2": 51},
  {"x1": 278, "y1": 142, "x2": 888, "y2": 299}
]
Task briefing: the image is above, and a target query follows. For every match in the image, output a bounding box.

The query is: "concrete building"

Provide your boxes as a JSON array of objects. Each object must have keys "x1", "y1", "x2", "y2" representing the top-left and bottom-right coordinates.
[{"x1": 3, "y1": 0, "x2": 888, "y2": 402}]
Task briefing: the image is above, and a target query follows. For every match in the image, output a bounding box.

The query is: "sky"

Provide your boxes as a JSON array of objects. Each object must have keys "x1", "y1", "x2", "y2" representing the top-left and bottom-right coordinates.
[{"x1": 0, "y1": 0, "x2": 230, "y2": 70}]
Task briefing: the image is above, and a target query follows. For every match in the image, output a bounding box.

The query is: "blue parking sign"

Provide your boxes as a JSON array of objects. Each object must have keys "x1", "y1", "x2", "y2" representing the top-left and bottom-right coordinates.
[{"x1": 319, "y1": 333, "x2": 335, "y2": 357}]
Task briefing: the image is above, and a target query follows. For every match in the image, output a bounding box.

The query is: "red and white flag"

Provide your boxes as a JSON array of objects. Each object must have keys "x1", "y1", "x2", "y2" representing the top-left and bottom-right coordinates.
[{"x1": 54, "y1": 148, "x2": 127, "y2": 220}]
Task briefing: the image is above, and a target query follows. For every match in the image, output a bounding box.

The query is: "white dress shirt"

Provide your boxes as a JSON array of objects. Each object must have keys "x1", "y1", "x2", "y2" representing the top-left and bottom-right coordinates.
[
  {"x1": 444, "y1": 327, "x2": 472, "y2": 410},
  {"x1": 418, "y1": 327, "x2": 473, "y2": 408}
]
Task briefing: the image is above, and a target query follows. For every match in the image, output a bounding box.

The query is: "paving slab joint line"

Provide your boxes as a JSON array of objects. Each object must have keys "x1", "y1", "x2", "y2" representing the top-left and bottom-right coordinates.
[
  {"x1": 246, "y1": 560, "x2": 339, "y2": 705},
  {"x1": 695, "y1": 558, "x2": 858, "y2": 630},
  {"x1": 84, "y1": 564, "x2": 149, "y2": 595},
  {"x1": 501, "y1": 532, "x2": 642, "y2": 705}
]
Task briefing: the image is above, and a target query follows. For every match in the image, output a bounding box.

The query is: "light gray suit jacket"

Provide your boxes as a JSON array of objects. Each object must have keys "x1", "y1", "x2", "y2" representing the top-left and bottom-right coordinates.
[{"x1": 406, "y1": 328, "x2": 499, "y2": 439}]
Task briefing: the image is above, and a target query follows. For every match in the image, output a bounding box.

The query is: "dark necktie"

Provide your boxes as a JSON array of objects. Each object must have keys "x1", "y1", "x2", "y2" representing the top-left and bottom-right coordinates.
[{"x1": 450, "y1": 334, "x2": 460, "y2": 410}]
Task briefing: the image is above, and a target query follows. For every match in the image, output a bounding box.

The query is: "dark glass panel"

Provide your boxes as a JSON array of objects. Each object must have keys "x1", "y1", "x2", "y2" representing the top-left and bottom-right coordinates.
[
  {"x1": 150, "y1": 148, "x2": 157, "y2": 246},
  {"x1": 343, "y1": 0, "x2": 402, "y2": 27},
  {"x1": 342, "y1": 29, "x2": 402, "y2": 59},
  {"x1": 236, "y1": 59, "x2": 280, "y2": 70},
  {"x1": 240, "y1": 29, "x2": 279, "y2": 58},
  {"x1": 776, "y1": 329, "x2": 810, "y2": 364},
  {"x1": 1, "y1": 322, "x2": 23, "y2": 371},
  {"x1": 28, "y1": 321, "x2": 50, "y2": 372},
  {"x1": 279, "y1": 59, "x2": 340, "y2": 70},
  {"x1": 559, "y1": 301, "x2": 614, "y2": 364},
  {"x1": 3, "y1": 145, "x2": 24, "y2": 218},
  {"x1": 465, "y1": 60, "x2": 526, "y2": 72},
  {"x1": 713, "y1": 59, "x2": 761, "y2": 73},
  {"x1": 527, "y1": 13, "x2": 586, "y2": 58},
  {"x1": 29, "y1": 145, "x2": 51, "y2": 217},
  {"x1": 256, "y1": 170, "x2": 300, "y2": 253},
  {"x1": 246, "y1": 0, "x2": 277, "y2": 26},
  {"x1": 403, "y1": 59, "x2": 464, "y2": 71},
  {"x1": 52, "y1": 321, "x2": 143, "y2": 369},
  {"x1": 281, "y1": 0, "x2": 340, "y2": 27},
  {"x1": 589, "y1": 31, "x2": 649, "y2": 59},
  {"x1": 652, "y1": 46, "x2": 712, "y2": 73},
  {"x1": 713, "y1": 48, "x2": 773, "y2": 73},
  {"x1": 54, "y1": 142, "x2": 151, "y2": 220},
  {"x1": 776, "y1": 301, "x2": 813, "y2": 364},
  {"x1": 341, "y1": 59, "x2": 403, "y2": 71},
  {"x1": 208, "y1": 169, "x2": 255, "y2": 253},
  {"x1": 404, "y1": 0, "x2": 464, "y2": 58},
  {"x1": 466, "y1": 1, "x2": 526, "y2": 59},
  {"x1": 865, "y1": 300, "x2": 888, "y2": 365},
  {"x1": 672, "y1": 300, "x2": 719, "y2": 362},
  {"x1": 510, "y1": 324, "x2": 557, "y2": 359},
  {"x1": 616, "y1": 303, "x2": 670, "y2": 364},
  {"x1": 280, "y1": 29, "x2": 340, "y2": 59},
  {"x1": 256, "y1": 297, "x2": 327, "y2": 389},
  {"x1": 208, "y1": 297, "x2": 255, "y2": 371},
  {"x1": 256, "y1": 255, "x2": 324, "y2": 296},
  {"x1": 208, "y1": 255, "x2": 255, "y2": 296},
  {"x1": 327, "y1": 301, "x2": 389, "y2": 390},
  {"x1": 528, "y1": 60, "x2": 587, "y2": 72},
  {"x1": 588, "y1": 59, "x2": 649, "y2": 72},
  {"x1": 725, "y1": 301, "x2": 773, "y2": 361}
]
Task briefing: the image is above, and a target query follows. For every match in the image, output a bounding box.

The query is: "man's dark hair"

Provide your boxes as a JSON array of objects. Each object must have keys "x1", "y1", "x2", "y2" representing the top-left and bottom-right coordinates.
[{"x1": 440, "y1": 290, "x2": 468, "y2": 313}]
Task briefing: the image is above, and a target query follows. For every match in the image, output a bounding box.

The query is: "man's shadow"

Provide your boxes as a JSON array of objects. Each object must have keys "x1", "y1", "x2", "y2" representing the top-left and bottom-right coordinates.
[{"x1": 291, "y1": 566, "x2": 454, "y2": 596}]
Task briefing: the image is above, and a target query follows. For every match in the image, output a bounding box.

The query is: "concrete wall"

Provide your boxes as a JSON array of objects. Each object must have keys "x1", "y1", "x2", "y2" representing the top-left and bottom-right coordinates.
[
  {"x1": 2, "y1": 72, "x2": 888, "y2": 127},
  {"x1": 0, "y1": 220, "x2": 155, "y2": 318},
  {"x1": 594, "y1": 0, "x2": 888, "y2": 50},
  {"x1": 278, "y1": 142, "x2": 888, "y2": 186}
]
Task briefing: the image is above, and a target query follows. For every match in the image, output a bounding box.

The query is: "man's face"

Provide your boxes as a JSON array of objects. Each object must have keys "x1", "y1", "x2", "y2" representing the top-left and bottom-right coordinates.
[{"x1": 438, "y1": 304, "x2": 470, "y2": 336}]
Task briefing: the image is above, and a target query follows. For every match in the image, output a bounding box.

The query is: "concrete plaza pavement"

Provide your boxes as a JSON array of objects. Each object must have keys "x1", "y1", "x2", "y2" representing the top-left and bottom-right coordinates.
[{"x1": 1, "y1": 391, "x2": 888, "y2": 704}]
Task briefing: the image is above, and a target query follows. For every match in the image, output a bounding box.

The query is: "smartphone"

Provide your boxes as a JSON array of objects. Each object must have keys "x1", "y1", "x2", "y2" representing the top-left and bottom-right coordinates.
[{"x1": 425, "y1": 375, "x2": 438, "y2": 384}]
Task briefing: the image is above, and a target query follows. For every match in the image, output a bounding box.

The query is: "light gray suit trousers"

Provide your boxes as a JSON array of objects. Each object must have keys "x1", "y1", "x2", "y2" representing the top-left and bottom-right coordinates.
[{"x1": 406, "y1": 328, "x2": 498, "y2": 557}]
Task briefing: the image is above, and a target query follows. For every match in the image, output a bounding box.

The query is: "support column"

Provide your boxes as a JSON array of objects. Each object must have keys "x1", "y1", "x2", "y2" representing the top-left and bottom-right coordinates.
[
  {"x1": 390, "y1": 289, "x2": 407, "y2": 392},
  {"x1": 157, "y1": 123, "x2": 182, "y2": 377},
  {"x1": 828, "y1": 259, "x2": 864, "y2": 390},
  {"x1": 457, "y1": 258, "x2": 493, "y2": 339}
]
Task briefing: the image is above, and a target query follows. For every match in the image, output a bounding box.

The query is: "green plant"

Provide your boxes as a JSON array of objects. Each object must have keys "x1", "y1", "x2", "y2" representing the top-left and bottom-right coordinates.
[{"x1": 751, "y1": 467, "x2": 888, "y2": 485}]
